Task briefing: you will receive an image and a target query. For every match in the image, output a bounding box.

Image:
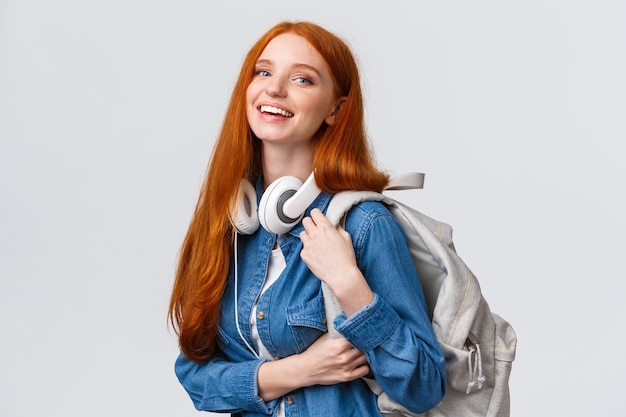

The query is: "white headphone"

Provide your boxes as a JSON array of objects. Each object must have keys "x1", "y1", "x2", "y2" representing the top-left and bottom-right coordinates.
[{"x1": 231, "y1": 172, "x2": 321, "y2": 235}]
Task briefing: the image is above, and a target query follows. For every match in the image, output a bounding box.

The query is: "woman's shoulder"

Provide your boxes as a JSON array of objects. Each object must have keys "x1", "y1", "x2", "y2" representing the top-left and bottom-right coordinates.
[
  {"x1": 348, "y1": 199, "x2": 392, "y2": 219},
  {"x1": 342, "y1": 199, "x2": 400, "y2": 237},
  {"x1": 338, "y1": 198, "x2": 409, "y2": 263}
]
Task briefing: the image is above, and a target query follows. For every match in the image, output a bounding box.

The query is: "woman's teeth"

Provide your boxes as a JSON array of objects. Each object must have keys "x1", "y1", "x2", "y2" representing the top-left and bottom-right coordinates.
[{"x1": 260, "y1": 105, "x2": 293, "y2": 117}]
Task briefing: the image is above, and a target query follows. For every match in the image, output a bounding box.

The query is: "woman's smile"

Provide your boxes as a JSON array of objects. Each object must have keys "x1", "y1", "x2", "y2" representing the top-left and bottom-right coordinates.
[{"x1": 258, "y1": 104, "x2": 294, "y2": 118}]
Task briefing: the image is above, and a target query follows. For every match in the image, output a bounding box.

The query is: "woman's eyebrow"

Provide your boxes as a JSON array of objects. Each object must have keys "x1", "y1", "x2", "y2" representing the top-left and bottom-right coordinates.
[
  {"x1": 255, "y1": 59, "x2": 322, "y2": 77},
  {"x1": 292, "y1": 63, "x2": 321, "y2": 77},
  {"x1": 255, "y1": 59, "x2": 272, "y2": 67}
]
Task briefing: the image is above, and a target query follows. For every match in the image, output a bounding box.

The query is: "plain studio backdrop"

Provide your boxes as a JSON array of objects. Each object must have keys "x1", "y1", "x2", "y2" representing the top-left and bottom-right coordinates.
[{"x1": 1, "y1": 1, "x2": 624, "y2": 416}]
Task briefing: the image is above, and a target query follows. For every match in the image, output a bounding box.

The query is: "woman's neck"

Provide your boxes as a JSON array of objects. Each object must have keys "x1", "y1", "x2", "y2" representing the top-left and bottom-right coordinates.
[{"x1": 261, "y1": 142, "x2": 314, "y2": 187}]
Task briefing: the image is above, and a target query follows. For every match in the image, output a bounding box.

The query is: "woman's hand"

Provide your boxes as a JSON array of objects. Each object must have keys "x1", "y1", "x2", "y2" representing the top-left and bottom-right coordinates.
[
  {"x1": 300, "y1": 208, "x2": 374, "y2": 316},
  {"x1": 257, "y1": 333, "x2": 370, "y2": 401},
  {"x1": 297, "y1": 332, "x2": 370, "y2": 385}
]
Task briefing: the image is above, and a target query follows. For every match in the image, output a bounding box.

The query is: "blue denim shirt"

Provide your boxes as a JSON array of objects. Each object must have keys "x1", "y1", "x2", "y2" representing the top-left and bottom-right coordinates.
[{"x1": 175, "y1": 188, "x2": 446, "y2": 416}]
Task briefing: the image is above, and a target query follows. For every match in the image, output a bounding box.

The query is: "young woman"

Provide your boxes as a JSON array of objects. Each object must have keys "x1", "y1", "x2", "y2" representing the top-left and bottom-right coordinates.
[{"x1": 169, "y1": 21, "x2": 446, "y2": 416}]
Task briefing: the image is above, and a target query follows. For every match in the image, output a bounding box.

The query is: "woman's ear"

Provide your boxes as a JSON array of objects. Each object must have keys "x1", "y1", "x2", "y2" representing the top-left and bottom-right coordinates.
[{"x1": 325, "y1": 96, "x2": 347, "y2": 126}]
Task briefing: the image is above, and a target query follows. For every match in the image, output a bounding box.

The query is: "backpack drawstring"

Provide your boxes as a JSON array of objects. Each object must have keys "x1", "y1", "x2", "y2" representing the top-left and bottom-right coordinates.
[
  {"x1": 466, "y1": 342, "x2": 486, "y2": 394},
  {"x1": 476, "y1": 343, "x2": 486, "y2": 388},
  {"x1": 466, "y1": 346, "x2": 476, "y2": 394}
]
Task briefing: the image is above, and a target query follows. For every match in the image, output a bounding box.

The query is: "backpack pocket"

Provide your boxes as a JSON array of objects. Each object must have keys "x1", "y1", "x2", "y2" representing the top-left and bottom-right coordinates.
[{"x1": 438, "y1": 332, "x2": 491, "y2": 395}]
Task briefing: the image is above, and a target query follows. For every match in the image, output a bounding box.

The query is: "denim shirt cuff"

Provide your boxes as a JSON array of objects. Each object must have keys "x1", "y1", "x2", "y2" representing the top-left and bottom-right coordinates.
[
  {"x1": 333, "y1": 293, "x2": 400, "y2": 352},
  {"x1": 231, "y1": 359, "x2": 278, "y2": 414}
]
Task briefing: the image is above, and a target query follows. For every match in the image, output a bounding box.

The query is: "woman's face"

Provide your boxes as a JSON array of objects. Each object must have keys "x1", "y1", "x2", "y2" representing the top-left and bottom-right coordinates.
[{"x1": 246, "y1": 33, "x2": 342, "y2": 147}]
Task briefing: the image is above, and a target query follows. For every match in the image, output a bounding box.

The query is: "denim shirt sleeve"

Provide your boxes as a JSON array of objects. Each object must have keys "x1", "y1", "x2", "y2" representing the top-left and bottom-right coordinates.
[
  {"x1": 174, "y1": 352, "x2": 277, "y2": 414},
  {"x1": 333, "y1": 202, "x2": 447, "y2": 413}
]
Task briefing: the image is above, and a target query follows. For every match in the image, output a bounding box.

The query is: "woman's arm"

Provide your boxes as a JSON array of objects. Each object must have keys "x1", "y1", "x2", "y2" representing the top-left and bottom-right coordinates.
[
  {"x1": 175, "y1": 352, "x2": 271, "y2": 414},
  {"x1": 176, "y1": 328, "x2": 370, "y2": 411},
  {"x1": 299, "y1": 206, "x2": 446, "y2": 413}
]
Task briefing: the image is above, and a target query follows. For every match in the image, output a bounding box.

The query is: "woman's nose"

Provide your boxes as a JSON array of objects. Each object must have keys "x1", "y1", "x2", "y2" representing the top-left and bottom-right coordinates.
[{"x1": 265, "y1": 76, "x2": 287, "y2": 97}]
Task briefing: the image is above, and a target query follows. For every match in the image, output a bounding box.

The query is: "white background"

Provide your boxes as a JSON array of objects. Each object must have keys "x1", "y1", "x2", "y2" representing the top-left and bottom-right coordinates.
[{"x1": 1, "y1": 1, "x2": 624, "y2": 416}]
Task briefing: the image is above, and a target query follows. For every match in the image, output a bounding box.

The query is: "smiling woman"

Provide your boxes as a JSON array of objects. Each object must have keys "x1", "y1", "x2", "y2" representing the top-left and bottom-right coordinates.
[{"x1": 168, "y1": 21, "x2": 446, "y2": 417}]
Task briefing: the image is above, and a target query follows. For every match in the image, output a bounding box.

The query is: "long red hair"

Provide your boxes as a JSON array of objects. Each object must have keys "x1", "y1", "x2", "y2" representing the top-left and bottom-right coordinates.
[{"x1": 169, "y1": 21, "x2": 389, "y2": 362}]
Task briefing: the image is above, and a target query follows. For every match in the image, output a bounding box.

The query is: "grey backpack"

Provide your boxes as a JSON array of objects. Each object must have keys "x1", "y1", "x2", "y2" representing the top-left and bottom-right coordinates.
[{"x1": 321, "y1": 173, "x2": 517, "y2": 417}]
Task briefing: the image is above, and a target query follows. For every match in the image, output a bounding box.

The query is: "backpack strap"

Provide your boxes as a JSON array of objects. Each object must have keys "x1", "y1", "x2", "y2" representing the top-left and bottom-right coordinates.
[
  {"x1": 324, "y1": 172, "x2": 424, "y2": 226},
  {"x1": 386, "y1": 172, "x2": 425, "y2": 190}
]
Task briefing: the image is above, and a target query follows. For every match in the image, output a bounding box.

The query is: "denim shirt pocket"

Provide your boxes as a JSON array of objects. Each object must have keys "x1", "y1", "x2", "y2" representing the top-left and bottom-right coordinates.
[{"x1": 286, "y1": 295, "x2": 327, "y2": 352}]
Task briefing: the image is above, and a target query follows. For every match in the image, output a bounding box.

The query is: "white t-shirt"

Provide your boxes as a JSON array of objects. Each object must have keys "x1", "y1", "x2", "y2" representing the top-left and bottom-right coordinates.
[{"x1": 250, "y1": 247, "x2": 286, "y2": 416}]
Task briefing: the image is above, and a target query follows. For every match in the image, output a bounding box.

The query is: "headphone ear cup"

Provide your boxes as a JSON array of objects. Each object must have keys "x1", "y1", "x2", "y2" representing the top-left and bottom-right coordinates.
[
  {"x1": 230, "y1": 179, "x2": 259, "y2": 235},
  {"x1": 258, "y1": 176, "x2": 306, "y2": 235}
]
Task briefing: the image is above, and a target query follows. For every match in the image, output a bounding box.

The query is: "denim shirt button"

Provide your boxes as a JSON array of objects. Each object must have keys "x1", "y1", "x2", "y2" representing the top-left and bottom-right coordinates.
[
  {"x1": 257, "y1": 311, "x2": 265, "y2": 320},
  {"x1": 286, "y1": 396, "x2": 294, "y2": 405},
  {"x1": 322, "y1": 316, "x2": 327, "y2": 324}
]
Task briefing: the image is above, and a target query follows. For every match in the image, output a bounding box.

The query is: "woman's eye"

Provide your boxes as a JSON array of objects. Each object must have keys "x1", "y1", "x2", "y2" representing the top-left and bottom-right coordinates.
[
  {"x1": 255, "y1": 70, "x2": 271, "y2": 77},
  {"x1": 294, "y1": 76, "x2": 313, "y2": 85}
]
